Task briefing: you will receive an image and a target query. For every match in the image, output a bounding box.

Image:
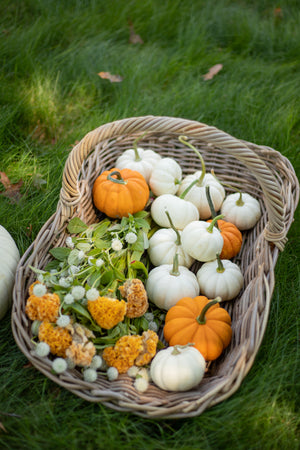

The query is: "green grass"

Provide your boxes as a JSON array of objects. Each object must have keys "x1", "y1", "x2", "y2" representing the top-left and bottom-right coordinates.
[{"x1": 0, "y1": 0, "x2": 299, "y2": 448}]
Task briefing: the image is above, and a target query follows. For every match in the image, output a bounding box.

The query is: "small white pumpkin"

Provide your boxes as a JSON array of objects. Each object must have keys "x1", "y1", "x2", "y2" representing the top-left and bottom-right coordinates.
[
  {"x1": 177, "y1": 171, "x2": 225, "y2": 219},
  {"x1": 177, "y1": 135, "x2": 225, "y2": 219},
  {"x1": 148, "y1": 210, "x2": 194, "y2": 267},
  {"x1": 149, "y1": 157, "x2": 182, "y2": 196},
  {"x1": 0, "y1": 225, "x2": 20, "y2": 319},
  {"x1": 197, "y1": 255, "x2": 244, "y2": 301},
  {"x1": 150, "y1": 345, "x2": 206, "y2": 391},
  {"x1": 221, "y1": 192, "x2": 261, "y2": 230},
  {"x1": 150, "y1": 194, "x2": 199, "y2": 230},
  {"x1": 146, "y1": 254, "x2": 199, "y2": 310},
  {"x1": 181, "y1": 215, "x2": 224, "y2": 262},
  {"x1": 115, "y1": 146, "x2": 161, "y2": 183}
]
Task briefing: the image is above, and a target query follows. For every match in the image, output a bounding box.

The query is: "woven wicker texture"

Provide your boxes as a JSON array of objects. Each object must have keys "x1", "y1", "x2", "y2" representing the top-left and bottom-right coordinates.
[{"x1": 12, "y1": 116, "x2": 299, "y2": 418}]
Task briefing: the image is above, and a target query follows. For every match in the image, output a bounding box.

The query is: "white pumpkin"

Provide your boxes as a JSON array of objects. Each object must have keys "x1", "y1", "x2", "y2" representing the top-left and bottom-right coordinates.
[
  {"x1": 149, "y1": 157, "x2": 182, "y2": 196},
  {"x1": 150, "y1": 345, "x2": 206, "y2": 391},
  {"x1": 148, "y1": 228, "x2": 194, "y2": 268},
  {"x1": 177, "y1": 171, "x2": 225, "y2": 219},
  {"x1": 181, "y1": 216, "x2": 224, "y2": 262},
  {"x1": 148, "y1": 209, "x2": 194, "y2": 267},
  {"x1": 150, "y1": 194, "x2": 199, "y2": 230},
  {"x1": 115, "y1": 147, "x2": 161, "y2": 183},
  {"x1": 196, "y1": 256, "x2": 244, "y2": 301},
  {"x1": 146, "y1": 255, "x2": 199, "y2": 310},
  {"x1": 221, "y1": 192, "x2": 261, "y2": 230},
  {"x1": 0, "y1": 225, "x2": 20, "y2": 319}
]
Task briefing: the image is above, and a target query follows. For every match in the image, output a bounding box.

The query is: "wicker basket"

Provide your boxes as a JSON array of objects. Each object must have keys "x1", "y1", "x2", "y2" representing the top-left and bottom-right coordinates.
[{"x1": 12, "y1": 116, "x2": 299, "y2": 418}]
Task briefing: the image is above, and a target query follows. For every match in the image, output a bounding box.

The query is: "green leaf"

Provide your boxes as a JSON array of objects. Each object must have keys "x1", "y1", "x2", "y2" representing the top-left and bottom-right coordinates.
[
  {"x1": 95, "y1": 238, "x2": 111, "y2": 250},
  {"x1": 29, "y1": 266, "x2": 47, "y2": 275},
  {"x1": 76, "y1": 242, "x2": 91, "y2": 252},
  {"x1": 130, "y1": 260, "x2": 148, "y2": 278},
  {"x1": 49, "y1": 247, "x2": 71, "y2": 261},
  {"x1": 44, "y1": 260, "x2": 60, "y2": 272},
  {"x1": 67, "y1": 217, "x2": 88, "y2": 234},
  {"x1": 93, "y1": 220, "x2": 111, "y2": 238},
  {"x1": 67, "y1": 249, "x2": 80, "y2": 265},
  {"x1": 67, "y1": 303, "x2": 93, "y2": 321}
]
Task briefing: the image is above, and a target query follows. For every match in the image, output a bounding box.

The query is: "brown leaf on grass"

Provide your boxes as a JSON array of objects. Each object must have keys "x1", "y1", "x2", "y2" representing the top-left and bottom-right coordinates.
[
  {"x1": 98, "y1": 71, "x2": 123, "y2": 83},
  {"x1": 128, "y1": 19, "x2": 144, "y2": 44},
  {"x1": 0, "y1": 422, "x2": 7, "y2": 433},
  {"x1": 0, "y1": 171, "x2": 23, "y2": 203},
  {"x1": 203, "y1": 64, "x2": 223, "y2": 80},
  {"x1": 23, "y1": 361, "x2": 33, "y2": 369},
  {"x1": 274, "y1": 7, "x2": 283, "y2": 18}
]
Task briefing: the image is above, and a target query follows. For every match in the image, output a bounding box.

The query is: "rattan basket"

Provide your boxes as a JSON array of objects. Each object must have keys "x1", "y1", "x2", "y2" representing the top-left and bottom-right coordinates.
[{"x1": 12, "y1": 116, "x2": 299, "y2": 418}]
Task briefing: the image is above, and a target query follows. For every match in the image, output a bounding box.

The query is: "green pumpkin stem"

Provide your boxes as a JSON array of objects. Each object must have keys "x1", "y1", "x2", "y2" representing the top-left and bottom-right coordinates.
[
  {"x1": 216, "y1": 253, "x2": 225, "y2": 273},
  {"x1": 172, "y1": 343, "x2": 195, "y2": 355},
  {"x1": 179, "y1": 135, "x2": 206, "y2": 186},
  {"x1": 206, "y1": 214, "x2": 224, "y2": 233},
  {"x1": 206, "y1": 185, "x2": 219, "y2": 230},
  {"x1": 107, "y1": 170, "x2": 127, "y2": 185},
  {"x1": 132, "y1": 132, "x2": 148, "y2": 161},
  {"x1": 211, "y1": 169, "x2": 244, "y2": 206},
  {"x1": 170, "y1": 253, "x2": 180, "y2": 276},
  {"x1": 197, "y1": 297, "x2": 222, "y2": 324},
  {"x1": 165, "y1": 209, "x2": 181, "y2": 245}
]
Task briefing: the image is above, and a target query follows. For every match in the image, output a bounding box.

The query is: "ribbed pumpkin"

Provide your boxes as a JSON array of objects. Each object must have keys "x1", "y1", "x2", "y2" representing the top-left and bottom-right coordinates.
[
  {"x1": 207, "y1": 219, "x2": 242, "y2": 259},
  {"x1": 163, "y1": 296, "x2": 232, "y2": 361},
  {"x1": 92, "y1": 168, "x2": 149, "y2": 218}
]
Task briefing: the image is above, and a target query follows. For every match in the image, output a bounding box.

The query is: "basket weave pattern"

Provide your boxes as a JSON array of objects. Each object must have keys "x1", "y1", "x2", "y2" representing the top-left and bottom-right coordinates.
[{"x1": 12, "y1": 116, "x2": 299, "y2": 418}]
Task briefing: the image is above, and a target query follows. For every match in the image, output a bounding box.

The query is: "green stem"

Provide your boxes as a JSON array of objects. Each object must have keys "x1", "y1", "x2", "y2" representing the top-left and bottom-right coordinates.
[
  {"x1": 206, "y1": 214, "x2": 224, "y2": 233},
  {"x1": 216, "y1": 253, "x2": 225, "y2": 273},
  {"x1": 179, "y1": 135, "x2": 206, "y2": 185},
  {"x1": 196, "y1": 297, "x2": 222, "y2": 324},
  {"x1": 211, "y1": 169, "x2": 244, "y2": 206},
  {"x1": 171, "y1": 343, "x2": 194, "y2": 355},
  {"x1": 170, "y1": 253, "x2": 180, "y2": 276},
  {"x1": 206, "y1": 185, "x2": 219, "y2": 230},
  {"x1": 107, "y1": 171, "x2": 127, "y2": 185},
  {"x1": 132, "y1": 132, "x2": 148, "y2": 161},
  {"x1": 165, "y1": 210, "x2": 181, "y2": 245}
]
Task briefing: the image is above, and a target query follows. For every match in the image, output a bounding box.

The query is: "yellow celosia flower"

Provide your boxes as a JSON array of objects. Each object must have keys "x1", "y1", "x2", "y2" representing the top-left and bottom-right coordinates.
[
  {"x1": 119, "y1": 278, "x2": 148, "y2": 318},
  {"x1": 65, "y1": 341, "x2": 96, "y2": 367},
  {"x1": 38, "y1": 321, "x2": 72, "y2": 357},
  {"x1": 87, "y1": 296, "x2": 127, "y2": 329},
  {"x1": 102, "y1": 335, "x2": 143, "y2": 374},
  {"x1": 26, "y1": 293, "x2": 60, "y2": 322},
  {"x1": 135, "y1": 330, "x2": 159, "y2": 366}
]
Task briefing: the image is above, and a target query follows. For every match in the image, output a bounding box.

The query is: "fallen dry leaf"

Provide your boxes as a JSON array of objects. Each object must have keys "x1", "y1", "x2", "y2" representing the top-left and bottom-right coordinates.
[
  {"x1": 203, "y1": 64, "x2": 223, "y2": 80},
  {"x1": 98, "y1": 71, "x2": 123, "y2": 83},
  {"x1": 0, "y1": 422, "x2": 7, "y2": 433},
  {"x1": 274, "y1": 7, "x2": 283, "y2": 18},
  {"x1": 0, "y1": 171, "x2": 23, "y2": 203},
  {"x1": 128, "y1": 19, "x2": 144, "y2": 44}
]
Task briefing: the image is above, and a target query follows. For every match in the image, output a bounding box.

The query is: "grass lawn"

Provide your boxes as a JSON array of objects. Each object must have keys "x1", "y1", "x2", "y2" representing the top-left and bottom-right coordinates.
[{"x1": 0, "y1": 0, "x2": 299, "y2": 448}]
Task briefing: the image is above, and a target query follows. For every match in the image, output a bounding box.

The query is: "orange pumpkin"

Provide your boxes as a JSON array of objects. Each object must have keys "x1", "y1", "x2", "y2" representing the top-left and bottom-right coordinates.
[
  {"x1": 207, "y1": 219, "x2": 242, "y2": 259},
  {"x1": 92, "y1": 168, "x2": 149, "y2": 218},
  {"x1": 163, "y1": 296, "x2": 232, "y2": 361}
]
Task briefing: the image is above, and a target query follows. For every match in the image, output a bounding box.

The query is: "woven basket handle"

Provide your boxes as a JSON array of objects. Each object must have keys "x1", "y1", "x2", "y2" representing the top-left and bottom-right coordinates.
[{"x1": 59, "y1": 115, "x2": 287, "y2": 250}]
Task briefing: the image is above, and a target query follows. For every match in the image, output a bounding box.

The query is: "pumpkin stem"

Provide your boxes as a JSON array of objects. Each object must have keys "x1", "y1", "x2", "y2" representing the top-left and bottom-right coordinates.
[
  {"x1": 170, "y1": 253, "x2": 180, "y2": 277},
  {"x1": 165, "y1": 209, "x2": 181, "y2": 245},
  {"x1": 107, "y1": 170, "x2": 127, "y2": 185},
  {"x1": 216, "y1": 253, "x2": 225, "y2": 273},
  {"x1": 206, "y1": 185, "x2": 219, "y2": 230},
  {"x1": 178, "y1": 135, "x2": 206, "y2": 185},
  {"x1": 211, "y1": 169, "x2": 244, "y2": 206},
  {"x1": 197, "y1": 297, "x2": 222, "y2": 324},
  {"x1": 172, "y1": 343, "x2": 195, "y2": 355},
  {"x1": 206, "y1": 214, "x2": 224, "y2": 233},
  {"x1": 132, "y1": 132, "x2": 148, "y2": 161}
]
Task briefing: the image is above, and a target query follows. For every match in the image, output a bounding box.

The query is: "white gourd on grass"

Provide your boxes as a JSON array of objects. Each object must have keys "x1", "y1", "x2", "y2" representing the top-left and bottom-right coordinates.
[{"x1": 0, "y1": 225, "x2": 20, "y2": 319}]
